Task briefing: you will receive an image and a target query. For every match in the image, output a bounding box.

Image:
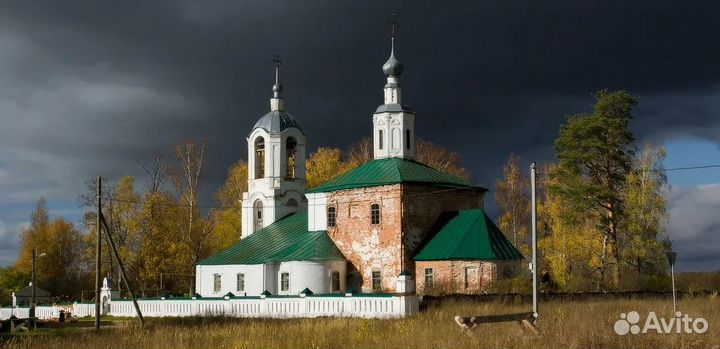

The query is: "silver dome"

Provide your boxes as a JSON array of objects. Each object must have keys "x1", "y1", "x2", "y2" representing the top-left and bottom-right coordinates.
[{"x1": 252, "y1": 110, "x2": 303, "y2": 134}]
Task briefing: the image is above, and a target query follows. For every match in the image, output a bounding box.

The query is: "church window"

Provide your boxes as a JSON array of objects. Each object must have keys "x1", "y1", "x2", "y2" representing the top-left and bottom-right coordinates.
[
  {"x1": 327, "y1": 206, "x2": 337, "y2": 227},
  {"x1": 405, "y1": 129, "x2": 410, "y2": 150},
  {"x1": 424, "y1": 268, "x2": 434, "y2": 289},
  {"x1": 464, "y1": 266, "x2": 478, "y2": 289},
  {"x1": 331, "y1": 271, "x2": 340, "y2": 292},
  {"x1": 253, "y1": 200, "x2": 263, "y2": 232},
  {"x1": 254, "y1": 137, "x2": 265, "y2": 178},
  {"x1": 370, "y1": 204, "x2": 381, "y2": 225},
  {"x1": 286, "y1": 137, "x2": 297, "y2": 179},
  {"x1": 371, "y1": 270, "x2": 382, "y2": 292},
  {"x1": 281, "y1": 272, "x2": 290, "y2": 291},
  {"x1": 286, "y1": 198, "x2": 298, "y2": 208},
  {"x1": 236, "y1": 273, "x2": 245, "y2": 292},
  {"x1": 378, "y1": 130, "x2": 384, "y2": 150},
  {"x1": 213, "y1": 274, "x2": 221, "y2": 293}
]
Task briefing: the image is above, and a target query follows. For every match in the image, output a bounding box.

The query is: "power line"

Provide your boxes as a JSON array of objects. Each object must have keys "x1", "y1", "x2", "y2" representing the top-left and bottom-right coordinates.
[
  {"x1": 663, "y1": 164, "x2": 720, "y2": 172},
  {"x1": 104, "y1": 185, "x2": 481, "y2": 210},
  {"x1": 536, "y1": 163, "x2": 720, "y2": 176}
]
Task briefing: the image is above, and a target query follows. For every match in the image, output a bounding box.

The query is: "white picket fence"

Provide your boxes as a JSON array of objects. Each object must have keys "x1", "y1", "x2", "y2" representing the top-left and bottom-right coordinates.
[{"x1": 0, "y1": 294, "x2": 419, "y2": 320}]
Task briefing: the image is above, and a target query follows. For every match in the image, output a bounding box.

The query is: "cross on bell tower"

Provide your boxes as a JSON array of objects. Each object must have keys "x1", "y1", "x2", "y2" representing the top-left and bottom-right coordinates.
[
  {"x1": 373, "y1": 13, "x2": 416, "y2": 160},
  {"x1": 242, "y1": 57, "x2": 307, "y2": 238}
]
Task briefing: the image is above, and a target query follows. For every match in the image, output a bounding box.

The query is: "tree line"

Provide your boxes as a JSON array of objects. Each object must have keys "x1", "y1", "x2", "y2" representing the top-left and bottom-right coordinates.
[
  {"x1": 1, "y1": 137, "x2": 470, "y2": 303},
  {"x1": 495, "y1": 90, "x2": 671, "y2": 291}
]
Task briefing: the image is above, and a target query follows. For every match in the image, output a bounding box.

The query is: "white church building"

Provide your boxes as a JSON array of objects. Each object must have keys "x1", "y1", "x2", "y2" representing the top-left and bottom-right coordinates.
[{"x1": 195, "y1": 27, "x2": 522, "y2": 298}]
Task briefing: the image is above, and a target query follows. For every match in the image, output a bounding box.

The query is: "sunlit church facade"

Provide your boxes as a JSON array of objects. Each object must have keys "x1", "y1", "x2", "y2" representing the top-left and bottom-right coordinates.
[{"x1": 195, "y1": 30, "x2": 522, "y2": 297}]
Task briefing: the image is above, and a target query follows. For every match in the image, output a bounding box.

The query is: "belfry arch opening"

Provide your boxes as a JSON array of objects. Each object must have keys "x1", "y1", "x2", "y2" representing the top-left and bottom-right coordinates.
[
  {"x1": 286, "y1": 137, "x2": 297, "y2": 179},
  {"x1": 255, "y1": 136, "x2": 265, "y2": 178}
]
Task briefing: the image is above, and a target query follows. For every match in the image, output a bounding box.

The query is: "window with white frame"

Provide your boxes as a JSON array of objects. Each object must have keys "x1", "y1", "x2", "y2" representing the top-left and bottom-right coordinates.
[
  {"x1": 213, "y1": 274, "x2": 221, "y2": 293},
  {"x1": 327, "y1": 206, "x2": 337, "y2": 227},
  {"x1": 370, "y1": 204, "x2": 381, "y2": 225},
  {"x1": 331, "y1": 271, "x2": 340, "y2": 292},
  {"x1": 281, "y1": 272, "x2": 290, "y2": 291},
  {"x1": 424, "y1": 268, "x2": 434, "y2": 289},
  {"x1": 371, "y1": 270, "x2": 382, "y2": 292},
  {"x1": 236, "y1": 273, "x2": 245, "y2": 292}
]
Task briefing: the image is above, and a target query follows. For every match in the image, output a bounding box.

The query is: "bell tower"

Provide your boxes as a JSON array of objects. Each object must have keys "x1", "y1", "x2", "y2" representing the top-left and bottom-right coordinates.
[
  {"x1": 373, "y1": 15, "x2": 416, "y2": 160},
  {"x1": 241, "y1": 58, "x2": 307, "y2": 238}
]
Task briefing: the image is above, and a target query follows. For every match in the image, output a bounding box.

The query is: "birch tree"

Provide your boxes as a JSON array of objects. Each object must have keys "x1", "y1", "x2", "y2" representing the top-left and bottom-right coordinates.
[
  {"x1": 495, "y1": 154, "x2": 530, "y2": 255},
  {"x1": 170, "y1": 138, "x2": 213, "y2": 267}
]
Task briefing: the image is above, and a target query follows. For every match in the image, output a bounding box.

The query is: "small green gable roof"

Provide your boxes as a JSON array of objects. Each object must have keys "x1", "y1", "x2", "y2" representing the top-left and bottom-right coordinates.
[
  {"x1": 414, "y1": 209, "x2": 523, "y2": 261},
  {"x1": 307, "y1": 157, "x2": 486, "y2": 193},
  {"x1": 198, "y1": 211, "x2": 345, "y2": 265}
]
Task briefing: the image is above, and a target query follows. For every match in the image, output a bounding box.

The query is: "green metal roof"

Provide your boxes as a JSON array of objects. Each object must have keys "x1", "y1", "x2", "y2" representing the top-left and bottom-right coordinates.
[
  {"x1": 198, "y1": 211, "x2": 345, "y2": 265},
  {"x1": 414, "y1": 209, "x2": 524, "y2": 261},
  {"x1": 308, "y1": 157, "x2": 486, "y2": 193}
]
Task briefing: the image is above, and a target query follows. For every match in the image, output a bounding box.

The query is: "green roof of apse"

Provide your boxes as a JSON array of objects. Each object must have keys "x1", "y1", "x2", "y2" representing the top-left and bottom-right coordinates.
[
  {"x1": 307, "y1": 157, "x2": 486, "y2": 193},
  {"x1": 198, "y1": 211, "x2": 345, "y2": 265},
  {"x1": 414, "y1": 209, "x2": 524, "y2": 261}
]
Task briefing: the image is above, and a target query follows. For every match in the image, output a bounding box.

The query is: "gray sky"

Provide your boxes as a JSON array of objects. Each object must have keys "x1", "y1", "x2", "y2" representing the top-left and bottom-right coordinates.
[{"x1": 1, "y1": 0, "x2": 720, "y2": 271}]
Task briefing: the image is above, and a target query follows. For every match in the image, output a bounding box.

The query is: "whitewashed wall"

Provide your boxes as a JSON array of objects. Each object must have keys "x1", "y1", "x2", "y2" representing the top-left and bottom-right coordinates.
[
  {"x1": 196, "y1": 260, "x2": 345, "y2": 297},
  {"x1": 277, "y1": 260, "x2": 346, "y2": 295},
  {"x1": 306, "y1": 192, "x2": 328, "y2": 231},
  {"x1": 196, "y1": 264, "x2": 265, "y2": 297},
  {"x1": 0, "y1": 294, "x2": 419, "y2": 320}
]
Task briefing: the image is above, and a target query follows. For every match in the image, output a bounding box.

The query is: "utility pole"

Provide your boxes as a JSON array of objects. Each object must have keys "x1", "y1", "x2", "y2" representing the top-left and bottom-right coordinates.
[
  {"x1": 666, "y1": 251, "x2": 677, "y2": 313},
  {"x1": 31, "y1": 248, "x2": 36, "y2": 330},
  {"x1": 530, "y1": 162, "x2": 539, "y2": 322},
  {"x1": 101, "y1": 213, "x2": 145, "y2": 325},
  {"x1": 95, "y1": 176, "x2": 102, "y2": 331}
]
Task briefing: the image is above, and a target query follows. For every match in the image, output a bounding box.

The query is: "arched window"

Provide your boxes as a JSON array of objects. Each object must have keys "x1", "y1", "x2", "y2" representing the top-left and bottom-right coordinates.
[
  {"x1": 378, "y1": 130, "x2": 384, "y2": 150},
  {"x1": 371, "y1": 204, "x2": 381, "y2": 225},
  {"x1": 255, "y1": 137, "x2": 265, "y2": 178},
  {"x1": 253, "y1": 200, "x2": 263, "y2": 232},
  {"x1": 286, "y1": 137, "x2": 297, "y2": 179},
  {"x1": 286, "y1": 198, "x2": 298, "y2": 208}
]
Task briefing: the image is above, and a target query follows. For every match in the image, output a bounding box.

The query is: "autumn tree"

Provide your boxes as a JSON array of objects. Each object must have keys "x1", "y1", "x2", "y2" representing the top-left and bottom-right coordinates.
[
  {"x1": 552, "y1": 89, "x2": 637, "y2": 289},
  {"x1": 495, "y1": 154, "x2": 530, "y2": 255},
  {"x1": 341, "y1": 137, "x2": 472, "y2": 180},
  {"x1": 621, "y1": 143, "x2": 670, "y2": 276},
  {"x1": 416, "y1": 139, "x2": 471, "y2": 180},
  {"x1": 539, "y1": 165, "x2": 603, "y2": 290},
  {"x1": 15, "y1": 199, "x2": 85, "y2": 299},
  {"x1": 306, "y1": 147, "x2": 346, "y2": 189},
  {"x1": 0, "y1": 267, "x2": 26, "y2": 306},
  {"x1": 170, "y1": 138, "x2": 214, "y2": 269},
  {"x1": 211, "y1": 160, "x2": 248, "y2": 249},
  {"x1": 137, "y1": 191, "x2": 189, "y2": 294}
]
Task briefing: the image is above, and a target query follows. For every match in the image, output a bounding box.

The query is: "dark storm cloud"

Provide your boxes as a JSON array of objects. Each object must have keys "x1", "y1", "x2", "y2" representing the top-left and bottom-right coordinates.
[{"x1": 2, "y1": 0, "x2": 720, "y2": 267}]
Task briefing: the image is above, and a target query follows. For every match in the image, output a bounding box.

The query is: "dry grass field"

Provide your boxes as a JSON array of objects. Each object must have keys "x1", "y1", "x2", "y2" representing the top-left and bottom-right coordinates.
[{"x1": 2, "y1": 296, "x2": 718, "y2": 349}]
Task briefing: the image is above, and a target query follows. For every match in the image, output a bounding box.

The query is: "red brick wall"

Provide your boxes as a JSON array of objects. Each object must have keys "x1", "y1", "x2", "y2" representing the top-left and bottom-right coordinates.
[
  {"x1": 326, "y1": 183, "x2": 486, "y2": 293},
  {"x1": 415, "y1": 260, "x2": 507, "y2": 294},
  {"x1": 327, "y1": 185, "x2": 403, "y2": 292}
]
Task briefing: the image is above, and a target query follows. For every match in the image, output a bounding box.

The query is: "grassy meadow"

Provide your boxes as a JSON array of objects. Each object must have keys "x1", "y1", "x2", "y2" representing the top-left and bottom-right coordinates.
[{"x1": 2, "y1": 296, "x2": 719, "y2": 349}]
